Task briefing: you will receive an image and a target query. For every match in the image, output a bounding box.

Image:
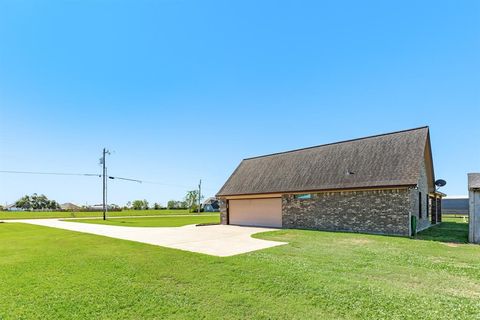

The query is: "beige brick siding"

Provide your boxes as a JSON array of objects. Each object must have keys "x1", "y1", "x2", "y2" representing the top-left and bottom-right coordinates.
[
  {"x1": 410, "y1": 160, "x2": 431, "y2": 232},
  {"x1": 282, "y1": 189, "x2": 411, "y2": 236}
]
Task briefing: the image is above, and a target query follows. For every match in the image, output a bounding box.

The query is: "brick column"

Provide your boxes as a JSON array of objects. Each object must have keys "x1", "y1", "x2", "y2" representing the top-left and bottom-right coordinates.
[{"x1": 218, "y1": 198, "x2": 228, "y2": 225}]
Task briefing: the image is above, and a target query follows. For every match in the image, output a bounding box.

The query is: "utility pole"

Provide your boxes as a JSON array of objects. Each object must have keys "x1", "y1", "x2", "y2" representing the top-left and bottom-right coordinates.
[
  {"x1": 102, "y1": 148, "x2": 107, "y2": 220},
  {"x1": 101, "y1": 148, "x2": 110, "y2": 220},
  {"x1": 198, "y1": 179, "x2": 202, "y2": 214},
  {"x1": 105, "y1": 167, "x2": 108, "y2": 218}
]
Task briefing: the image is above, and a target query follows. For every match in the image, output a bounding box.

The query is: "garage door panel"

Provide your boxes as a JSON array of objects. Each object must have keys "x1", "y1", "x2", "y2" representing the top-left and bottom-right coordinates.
[{"x1": 229, "y1": 198, "x2": 282, "y2": 228}]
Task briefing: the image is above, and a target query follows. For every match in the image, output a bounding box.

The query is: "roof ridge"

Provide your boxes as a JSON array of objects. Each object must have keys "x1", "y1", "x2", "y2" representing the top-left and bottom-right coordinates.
[{"x1": 244, "y1": 126, "x2": 429, "y2": 161}]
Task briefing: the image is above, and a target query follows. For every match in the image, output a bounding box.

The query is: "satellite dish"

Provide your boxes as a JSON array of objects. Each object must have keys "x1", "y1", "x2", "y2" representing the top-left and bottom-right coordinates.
[{"x1": 435, "y1": 179, "x2": 447, "y2": 187}]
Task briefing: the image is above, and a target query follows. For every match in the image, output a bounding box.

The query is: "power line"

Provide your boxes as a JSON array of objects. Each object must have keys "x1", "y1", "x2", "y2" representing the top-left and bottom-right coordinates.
[
  {"x1": 140, "y1": 180, "x2": 194, "y2": 188},
  {"x1": 108, "y1": 176, "x2": 142, "y2": 183},
  {"x1": 0, "y1": 169, "x2": 212, "y2": 192},
  {"x1": 0, "y1": 170, "x2": 101, "y2": 177}
]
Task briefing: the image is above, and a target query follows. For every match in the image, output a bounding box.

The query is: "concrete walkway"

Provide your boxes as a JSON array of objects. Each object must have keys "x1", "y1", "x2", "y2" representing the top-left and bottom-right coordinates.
[{"x1": 3, "y1": 219, "x2": 287, "y2": 257}]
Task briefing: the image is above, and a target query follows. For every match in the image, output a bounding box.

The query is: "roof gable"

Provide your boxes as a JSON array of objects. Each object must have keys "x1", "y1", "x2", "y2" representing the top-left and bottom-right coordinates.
[{"x1": 217, "y1": 127, "x2": 430, "y2": 196}]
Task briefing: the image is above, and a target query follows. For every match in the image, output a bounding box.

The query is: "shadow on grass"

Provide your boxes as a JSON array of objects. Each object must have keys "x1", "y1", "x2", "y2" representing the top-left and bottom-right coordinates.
[{"x1": 416, "y1": 221, "x2": 468, "y2": 243}]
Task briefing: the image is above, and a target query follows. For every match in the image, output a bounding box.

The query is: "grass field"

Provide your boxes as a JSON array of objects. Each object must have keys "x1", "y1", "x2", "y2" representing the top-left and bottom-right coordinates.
[
  {"x1": 0, "y1": 217, "x2": 478, "y2": 319},
  {"x1": 0, "y1": 209, "x2": 214, "y2": 220},
  {"x1": 66, "y1": 215, "x2": 220, "y2": 227},
  {"x1": 416, "y1": 217, "x2": 469, "y2": 243}
]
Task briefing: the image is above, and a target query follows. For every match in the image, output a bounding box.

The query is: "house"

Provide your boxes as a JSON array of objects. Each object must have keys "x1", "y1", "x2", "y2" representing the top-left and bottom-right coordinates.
[
  {"x1": 216, "y1": 127, "x2": 443, "y2": 236},
  {"x1": 203, "y1": 197, "x2": 220, "y2": 212},
  {"x1": 442, "y1": 196, "x2": 469, "y2": 216},
  {"x1": 5, "y1": 203, "x2": 25, "y2": 211},
  {"x1": 60, "y1": 202, "x2": 81, "y2": 211},
  {"x1": 468, "y1": 173, "x2": 480, "y2": 244}
]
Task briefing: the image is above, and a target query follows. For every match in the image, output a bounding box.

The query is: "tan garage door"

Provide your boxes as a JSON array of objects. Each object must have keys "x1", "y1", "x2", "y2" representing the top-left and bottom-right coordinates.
[{"x1": 229, "y1": 198, "x2": 282, "y2": 228}]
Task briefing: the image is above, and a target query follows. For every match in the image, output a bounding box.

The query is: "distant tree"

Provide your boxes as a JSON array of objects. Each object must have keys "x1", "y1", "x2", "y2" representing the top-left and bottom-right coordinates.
[
  {"x1": 167, "y1": 200, "x2": 175, "y2": 209},
  {"x1": 132, "y1": 200, "x2": 144, "y2": 210},
  {"x1": 15, "y1": 195, "x2": 32, "y2": 210},
  {"x1": 48, "y1": 200, "x2": 60, "y2": 210},
  {"x1": 132, "y1": 199, "x2": 149, "y2": 210},
  {"x1": 153, "y1": 203, "x2": 161, "y2": 210},
  {"x1": 14, "y1": 194, "x2": 59, "y2": 210},
  {"x1": 185, "y1": 190, "x2": 199, "y2": 213},
  {"x1": 167, "y1": 200, "x2": 188, "y2": 209}
]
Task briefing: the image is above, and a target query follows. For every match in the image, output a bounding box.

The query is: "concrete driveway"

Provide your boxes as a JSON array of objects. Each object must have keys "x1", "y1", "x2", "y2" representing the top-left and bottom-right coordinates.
[{"x1": 4, "y1": 219, "x2": 287, "y2": 257}]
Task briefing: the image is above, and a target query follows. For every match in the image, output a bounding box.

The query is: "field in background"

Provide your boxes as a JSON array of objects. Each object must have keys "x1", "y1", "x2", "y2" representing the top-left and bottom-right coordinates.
[
  {"x1": 67, "y1": 215, "x2": 220, "y2": 227},
  {"x1": 0, "y1": 209, "x2": 218, "y2": 220}
]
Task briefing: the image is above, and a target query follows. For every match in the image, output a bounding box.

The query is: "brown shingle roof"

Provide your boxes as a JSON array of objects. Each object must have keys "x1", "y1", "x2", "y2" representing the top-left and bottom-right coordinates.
[{"x1": 217, "y1": 127, "x2": 430, "y2": 196}]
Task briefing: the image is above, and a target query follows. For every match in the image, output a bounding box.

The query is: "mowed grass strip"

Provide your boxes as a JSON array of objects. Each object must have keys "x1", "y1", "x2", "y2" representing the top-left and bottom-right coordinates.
[
  {"x1": 416, "y1": 217, "x2": 469, "y2": 243},
  {"x1": 0, "y1": 220, "x2": 479, "y2": 319},
  {"x1": 66, "y1": 215, "x2": 220, "y2": 227},
  {"x1": 0, "y1": 209, "x2": 214, "y2": 220}
]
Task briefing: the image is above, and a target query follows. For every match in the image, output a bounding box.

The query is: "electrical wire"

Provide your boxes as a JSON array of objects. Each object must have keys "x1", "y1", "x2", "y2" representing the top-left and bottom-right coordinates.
[
  {"x1": 108, "y1": 176, "x2": 142, "y2": 183},
  {"x1": 0, "y1": 170, "x2": 208, "y2": 191},
  {"x1": 0, "y1": 170, "x2": 101, "y2": 177},
  {"x1": 140, "y1": 180, "x2": 193, "y2": 188}
]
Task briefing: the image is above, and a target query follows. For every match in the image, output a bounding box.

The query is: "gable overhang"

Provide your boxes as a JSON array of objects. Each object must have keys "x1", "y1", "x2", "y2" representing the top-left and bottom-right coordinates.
[
  {"x1": 423, "y1": 129, "x2": 436, "y2": 193},
  {"x1": 429, "y1": 191, "x2": 446, "y2": 198}
]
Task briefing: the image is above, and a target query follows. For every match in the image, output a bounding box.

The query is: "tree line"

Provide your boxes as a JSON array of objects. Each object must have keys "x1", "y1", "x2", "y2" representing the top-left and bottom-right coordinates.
[
  {"x1": 7, "y1": 189, "x2": 203, "y2": 213},
  {"x1": 129, "y1": 190, "x2": 202, "y2": 212},
  {"x1": 14, "y1": 193, "x2": 60, "y2": 210}
]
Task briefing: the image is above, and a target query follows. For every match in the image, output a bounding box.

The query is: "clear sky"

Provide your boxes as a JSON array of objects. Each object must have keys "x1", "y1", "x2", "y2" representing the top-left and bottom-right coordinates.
[{"x1": 0, "y1": 0, "x2": 479, "y2": 206}]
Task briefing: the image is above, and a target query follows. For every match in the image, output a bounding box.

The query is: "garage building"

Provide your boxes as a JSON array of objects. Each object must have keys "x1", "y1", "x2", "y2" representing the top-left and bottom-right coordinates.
[
  {"x1": 469, "y1": 173, "x2": 480, "y2": 244},
  {"x1": 216, "y1": 127, "x2": 443, "y2": 236}
]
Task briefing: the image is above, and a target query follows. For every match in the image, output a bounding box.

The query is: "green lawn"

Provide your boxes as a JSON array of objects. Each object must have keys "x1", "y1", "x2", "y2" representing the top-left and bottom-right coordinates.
[
  {"x1": 416, "y1": 217, "x2": 469, "y2": 243},
  {"x1": 66, "y1": 215, "x2": 220, "y2": 227},
  {"x1": 0, "y1": 220, "x2": 478, "y2": 319},
  {"x1": 0, "y1": 209, "x2": 213, "y2": 220}
]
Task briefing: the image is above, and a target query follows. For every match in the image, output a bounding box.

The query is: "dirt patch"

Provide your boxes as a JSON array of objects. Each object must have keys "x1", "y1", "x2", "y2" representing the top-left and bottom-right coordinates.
[
  {"x1": 445, "y1": 283, "x2": 480, "y2": 298},
  {"x1": 441, "y1": 242, "x2": 461, "y2": 247},
  {"x1": 341, "y1": 238, "x2": 372, "y2": 245}
]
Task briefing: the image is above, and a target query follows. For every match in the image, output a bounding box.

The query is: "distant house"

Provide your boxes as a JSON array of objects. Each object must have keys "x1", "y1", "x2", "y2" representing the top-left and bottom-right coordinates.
[
  {"x1": 60, "y1": 203, "x2": 81, "y2": 211},
  {"x1": 203, "y1": 197, "x2": 220, "y2": 212},
  {"x1": 442, "y1": 196, "x2": 469, "y2": 215},
  {"x1": 5, "y1": 203, "x2": 24, "y2": 211},
  {"x1": 217, "y1": 127, "x2": 443, "y2": 236}
]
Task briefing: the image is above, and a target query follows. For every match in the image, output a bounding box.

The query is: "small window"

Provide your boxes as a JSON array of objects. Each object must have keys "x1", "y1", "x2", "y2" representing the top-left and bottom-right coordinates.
[
  {"x1": 294, "y1": 194, "x2": 312, "y2": 200},
  {"x1": 419, "y1": 192, "x2": 422, "y2": 219}
]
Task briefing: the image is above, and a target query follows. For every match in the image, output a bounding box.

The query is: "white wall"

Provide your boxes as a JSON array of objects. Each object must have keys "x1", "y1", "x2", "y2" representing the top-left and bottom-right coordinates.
[
  {"x1": 468, "y1": 173, "x2": 480, "y2": 244},
  {"x1": 469, "y1": 189, "x2": 480, "y2": 243}
]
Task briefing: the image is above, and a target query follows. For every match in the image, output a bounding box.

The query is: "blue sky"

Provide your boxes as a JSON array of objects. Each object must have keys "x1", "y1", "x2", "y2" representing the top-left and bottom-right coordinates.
[{"x1": 0, "y1": 0, "x2": 479, "y2": 206}]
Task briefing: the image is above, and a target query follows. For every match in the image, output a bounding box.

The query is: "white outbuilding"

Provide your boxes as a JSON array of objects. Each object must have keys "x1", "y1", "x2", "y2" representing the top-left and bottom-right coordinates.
[{"x1": 468, "y1": 173, "x2": 480, "y2": 244}]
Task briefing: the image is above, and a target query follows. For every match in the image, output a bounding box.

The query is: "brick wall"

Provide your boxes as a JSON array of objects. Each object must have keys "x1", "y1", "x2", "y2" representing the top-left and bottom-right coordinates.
[
  {"x1": 282, "y1": 188, "x2": 411, "y2": 236},
  {"x1": 218, "y1": 198, "x2": 228, "y2": 225},
  {"x1": 410, "y1": 161, "x2": 431, "y2": 232}
]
